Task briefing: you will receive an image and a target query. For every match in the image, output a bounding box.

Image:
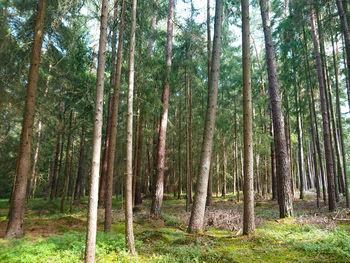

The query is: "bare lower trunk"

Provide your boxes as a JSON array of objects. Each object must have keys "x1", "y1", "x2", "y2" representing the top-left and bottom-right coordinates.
[
  {"x1": 104, "y1": 0, "x2": 125, "y2": 232},
  {"x1": 309, "y1": 4, "x2": 336, "y2": 211},
  {"x1": 125, "y1": 0, "x2": 137, "y2": 253},
  {"x1": 150, "y1": 0, "x2": 175, "y2": 218},
  {"x1": 260, "y1": 0, "x2": 293, "y2": 218},
  {"x1": 84, "y1": 0, "x2": 109, "y2": 261},
  {"x1": 242, "y1": 0, "x2": 255, "y2": 234},
  {"x1": 187, "y1": 0, "x2": 223, "y2": 233},
  {"x1": 74, "y1": 126, "x2": 86, "y2": 202},
  {"x1": 6, "y1": 0, "x2": 46, "y2": 239}
]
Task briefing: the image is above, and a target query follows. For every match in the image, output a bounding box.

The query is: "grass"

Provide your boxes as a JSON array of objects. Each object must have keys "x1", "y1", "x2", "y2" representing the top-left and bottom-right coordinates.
[{"x1": 0, "y1": 196, "x2": 350, "y2": 262}]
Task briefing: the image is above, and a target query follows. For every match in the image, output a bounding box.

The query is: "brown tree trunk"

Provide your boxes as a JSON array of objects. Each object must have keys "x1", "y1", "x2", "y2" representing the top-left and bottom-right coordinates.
[
  {"x1": 98, "y1": 95, "x2": 113, "y2": 208},
  {"x1": 60, "y1": 111, "x2": 73, "y2": 212},
  {"x1": 222, "y1": 137, "x2": 227, "y2": 199},
  {"x1": 260, "y1": 0, "x2": 293, "y2": 218},
  {"x1": 74, "y1": 126, "x2": 86, "y2": 202},
  {"x1": 6, "y1": 0, "x2": 46, "y2": 238},
  {"x1": 242, "y1": 0, "x2": 255, "y2": 234},
  {"x1": 309, "y1": 4, "x2": 336, "y2": 211},
  {"x1": 125, "y1": 0, "x2": 137, "y2": 253},
  {"x1": 104, "y1": 0, "x2": 125, "y2": 232},
  {"x1": 134, "y1": 105, "x2": 144, "y2": 205},
  {"x1": 336, "y1": 0, "x2": 350, "y2": 112},
  {"x1": 187, "y1": 0, "x2": 223, "y2": 233},
  {"x1": 84, "y1": 0, "x2": 109, "y2": 261},
  {"x1": 150, "y1": 0, "x2": 175, "y2": 217}
]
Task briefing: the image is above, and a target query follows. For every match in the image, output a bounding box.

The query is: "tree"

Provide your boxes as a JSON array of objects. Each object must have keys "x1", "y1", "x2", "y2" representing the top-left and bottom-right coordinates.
[
  {"x1": 309, "y1": 3, "x2": 336, "y2": 212},
  {"x1": 84, "y1": 0, "x2": 109, "y2": 261},
  {"x1": 187, "y1": 0, "x2": 224, "y2": 233},
  {"x1": 259, "y1": 0, "x2": 293, "y2": 218},
  {"x1": 125, "y1": 0, "x2": 137, "y2": 254},
  {"x1": 6, "y1": 0, "x2": 47, "y2": 239},
  {"x1": 242, "y1": 0, "x2": 255, "y2": 235},
  {"x1": 104, "y1": 0, "x2": 125, "y2": 232},
  {"x1": 150, "y1": 0, "x2": 175, "y2": 218}
]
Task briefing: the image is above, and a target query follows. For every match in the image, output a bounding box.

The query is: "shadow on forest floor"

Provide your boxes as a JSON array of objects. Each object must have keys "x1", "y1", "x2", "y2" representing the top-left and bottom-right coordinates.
[{"x1": 1, "y1": 192, "x2": 350, "y2": 262}]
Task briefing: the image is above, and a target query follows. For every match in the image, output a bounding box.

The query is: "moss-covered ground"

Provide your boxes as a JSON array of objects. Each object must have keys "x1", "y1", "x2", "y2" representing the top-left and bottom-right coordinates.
[{"x1": 1, "y1": 193, "x2": 350, "y2": 262}]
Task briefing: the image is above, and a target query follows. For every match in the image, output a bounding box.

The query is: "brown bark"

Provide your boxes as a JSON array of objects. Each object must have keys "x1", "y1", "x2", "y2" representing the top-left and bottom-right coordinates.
[
  {"x1": 150, "y1": 0, "x2": 175, "y2": 217},
  {"x1": 222, "y1": 137, "x2": 227, "y2": 199},
  {"x1": 104, "y1": 0, "x2": 125, "y2": 232},
  {"x1": 60, "y1": 111, "x2": 73, "y2": 212},
  {"x1": 134, "y1": 104, "x2": 144, "y2": 205},
  {"x1": 260, "y1": 0, "x2": 293, "y2": 217},
  {"x1": 84, "y1": 0, "x2": 109, "y2": 261},
  {"x1": 336, "y1": 0, "x2": 350, "y2": 113},
  {"x1": 28, "y1": 119, "x2": 42, "y2": 199},
  {"x1": 242, "y1": 0, "x2": 255, "y2": 234},
  {"x1": 6, "y1": 0, "x2": 46, "y2": 238},
  {"x1": 74, "y1": 126, "x2": 86, "y2": 202},
  {"x1": 187, "y1": 0, "x2": 223, "y2": 233},
  {"x1": 125, "y1": 0, "x2": 137, "y2": 254},
  {"x1": 309, "y1": 4, "x2": 336, "y2": 211}
]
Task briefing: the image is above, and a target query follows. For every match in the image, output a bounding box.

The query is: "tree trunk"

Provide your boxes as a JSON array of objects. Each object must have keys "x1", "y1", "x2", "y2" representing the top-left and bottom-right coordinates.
[
  {"x1": 222, "y1": 137, "x2": 227, "y2": 199},
  {"x1": 60, "y1": 111, "x2": 73, "y2": 212},
  {"x1": 28, "y1": 119, "x2": 42, "y2": 199},
  {"x1": 260, "y1": 0, "x2": 293, "y2": 218},
  {"x1": 104, "y1": 0, "x2": 125, "y2": 232},
  {"x1": 150, "y1": 0, "x2": 175, "y2": 218},
  {"x1": 84, "y1": 0, "x2": 109, "y2": 261},
  {"x1": 125, "y1": 0, "x2": 137, "y2": 254},
  {"x1": 309, "y1": 4, "x2": 336, "y2": 211},
  {"x1": 336, "y1": 0, "x2": 350, "y2": 112},
  {"x1": 134, "y1": 106, "x2": 144, "y2": 205},
  {"x1": 187, "y1": 0, "x2": 223, "y2": 233},
  {"x1": 74, "y1": 126, "x2": 86, "y2": 202},
  {"x1": 99, "y1": 95, "x2": 113, "y2": 208},
  {"x1": 6, "y1": 0, "x2": 46, "y2": 239},
  {"x1": 242, "y1": 0, "x2": 255, "y2": 234},
  {"x1": 302, "y1": 25, "x2": 327, "y2": 205}
]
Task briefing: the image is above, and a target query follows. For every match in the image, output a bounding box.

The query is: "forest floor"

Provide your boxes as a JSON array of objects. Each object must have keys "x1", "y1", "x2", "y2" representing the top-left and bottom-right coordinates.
[{"x1": 1, "y1": 192, "x2": 350, "y2": 262}]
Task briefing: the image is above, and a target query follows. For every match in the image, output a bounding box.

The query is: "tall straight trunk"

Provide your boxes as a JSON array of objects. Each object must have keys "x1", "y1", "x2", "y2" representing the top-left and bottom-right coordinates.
[
  {"x1": 45, "y1": 132, "x2": 60, "y2": 200},
  {"x1": 150, "y1": 0, "x2": 175, "y2": 217},
  {"x1": 309, "y1": 4, "x2": 336, "y2": 211},
  {"x1": 177, "y1": 99, "x2": 182, "y2": 199},
  {"x1": 60, "y1": 111, "x2": 73, "y2": 212},
  {"x1": 260, "y1": 0, "x2": 293, "y2": 218},
  {"x1": 74, "y1": 126, "x2": 86, "y2": 202},
  {"x1": 186, "y1": 75, "x2": 191, "y2": 211},
  {"x1": 55, "y1": 129, "x2": 65, "y2": 198},
  {"x1": 104, "y1": 0, "x2": 125, "y2": 232},
  {"x1": 98, "y1": 95, "x2": 113, "y2": 208},
  {"x1": 134, "y1": 106, "x2": 144, "y2": 205},
  {"x1": 336, "y1": 0, "x2": 350, "y2": 111},
  {"x1": 6, "y1": 0, "x2": 46, "y2": 238},
  {"x1": 125, "y1": 0, "x2": 137, "y2": 253},
  {"x1": 302, "y1": 25, "x2": 327, "y2": 205},
  {"x1": 222, "y1": 137, "x2": 227, "y2": 198},
  {"x1": 216, "y1": 153, "x2": 220, "y2": 197},
  {"x1": 242, "y1": 0, "x2": 255, "y2": 234},
  {"x1": 28, "y1": 119, "x2": 42, "y2": 199},
  {"x1": 332, "y1": 35, "x2": 350, "y2": 207},
  {"x1": 295, "y1": 83, "x2": 305, "y2": 200},
  {"x1": 99, "y1": 0, "x2": 119, "y2": 209},
  {"x1": 189, "y1": 78, "x2": 193, "y2": 203},
  {"x1": 206, "y1": 160, "x2": 213, "y2": 206},
  {"x1": 84, "y1": 0, "x2": 109, "y2": 261},
  {"x1": 187, "y1": 0, "x2": 223, "y2": 233}
]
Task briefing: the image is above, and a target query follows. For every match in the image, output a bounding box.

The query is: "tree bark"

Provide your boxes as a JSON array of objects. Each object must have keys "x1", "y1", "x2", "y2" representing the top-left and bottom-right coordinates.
[
  {"x1": 104, "y1": 0, "x2": 125, "y2": 232},
  {"x1": 336, "y1": 0, "x2": 350, "y2": 113},
  {"x1": 6, "y1": 0, "x2": 46, "y2": 238},
  {"x1": 187, "y1": 0, "x2": 223, "y2": 233},
  {"x1": 60, "y1": 111, "x2": 73, "y2": 212},
  {"x1": 150, "y1": 0, "x2": 175, "y2": 217},
  {"x1": 84, "y1": 0, "x2": 109, "y2": 261},
  {"x1": 259, "y1": 0, "x2": 293, "y2": 218},
  {"x1": 309, "y1": 4, "x2": 336, "y2": 211},
  {"x1": 242, "y1": 0, "x2": 255, "y2": 234},
  {"x1": 74, "y1": 126, "x2": 86, "y2": 202},
  {"x1": 125, "y1": 0, "x2": 137, "y2": 254}
]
